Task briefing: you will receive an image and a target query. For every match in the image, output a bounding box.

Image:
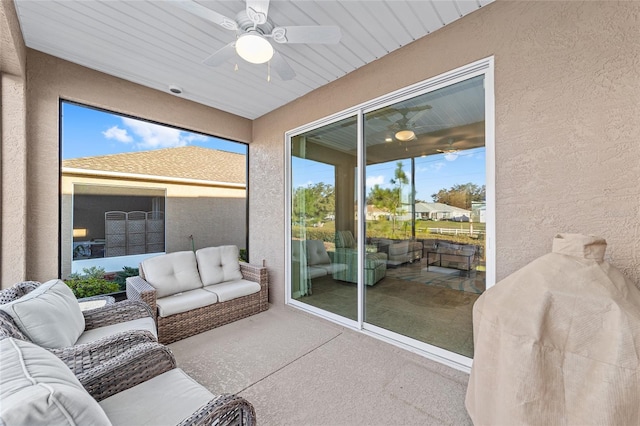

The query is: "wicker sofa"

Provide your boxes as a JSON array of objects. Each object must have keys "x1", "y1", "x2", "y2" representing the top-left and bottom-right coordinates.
[
  {"x1": 127, "y1": 245, "x2": 269, "y2": 344},
  {"x1": 0, "y1": 336, "x2": 256, "y2": 425},
  {"x1": 371, "y1": 238, "x2": 423, "y2": 267}
]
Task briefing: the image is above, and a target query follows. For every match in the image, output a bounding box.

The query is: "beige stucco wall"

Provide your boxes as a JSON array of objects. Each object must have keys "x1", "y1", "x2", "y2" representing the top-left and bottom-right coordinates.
[
  {"x1": 252, "y1": 1, "x2": 640, "y2": 305},
  {"x1": 1, "y1": 0, "x2": 639, "y2": 299},
  {"x1": 14, "y1": 49, "x2": 252, "y2": 284},
  {"x1": 60, "y1": 174, "x2": 247, "y2": 277},
  {"x1": 1, "y1": 0, "x2": 27, "y2": 285}
]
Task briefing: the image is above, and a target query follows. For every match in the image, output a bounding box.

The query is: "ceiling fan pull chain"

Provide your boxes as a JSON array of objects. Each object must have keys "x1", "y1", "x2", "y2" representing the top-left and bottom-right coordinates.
[
  {"x1": 235, "y1": 63, "x2": 239, "y2": 72},
  {"x1": 267, "y1": 61, "x2": 271, "y2": 82}
]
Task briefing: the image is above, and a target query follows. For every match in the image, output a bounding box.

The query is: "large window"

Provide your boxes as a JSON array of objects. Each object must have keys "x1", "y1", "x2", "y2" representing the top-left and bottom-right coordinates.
[
  {"x1": 60, "y1": 101, "x2": 248, "y2": 281},
  {"x1": 287, "y1": 59, "x2": 494, "y2": 369}
]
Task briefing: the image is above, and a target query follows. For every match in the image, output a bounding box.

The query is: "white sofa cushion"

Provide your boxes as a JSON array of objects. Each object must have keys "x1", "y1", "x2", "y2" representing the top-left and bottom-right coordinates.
[
  {"x1": 141, "y1": 251, "x2": 203, "y2": 298},
  {"x1": 306, "y1": 240, "x2": 331, "y2": 266},
  {"x1": 99, "y1": 368, "x2": 214, "y2": 426},
  {"x1": 203, "y1": 279, "x2": 260, "y2": 303},
  {"x1": 75, "y1": 317, "x2": 158, "y2": 344},
  {"x1": 315, "y1": 263, "x2": 348, "y2": 275},
  {"x1": 388, "y1": 241, "x2": 409, "y2": 257},
  {"x1": 307, "y1": 266, "x2": 328, "y2": 279},
  {"x1": 196, "y1": 245, "x2": 243, "y2": 286},
  {"x1": 0, "y1": 279, "x2": 85, "y2": 349},
  {"x1": 0, "y1": 338, "x2": 110, "y2": 425},
  {"x1": 155, "y1": 289, "x2": 219, "y2": 317}
]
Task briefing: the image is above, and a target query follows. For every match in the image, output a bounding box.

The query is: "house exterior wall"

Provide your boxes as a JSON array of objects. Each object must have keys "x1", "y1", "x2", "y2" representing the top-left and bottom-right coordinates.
[
  {"x1": 251, "y1": 1, "x2": 640, "y2": 305},
  {"x1": 0, "y1": 38, "x2": 251, "y2": 286},
  {"x1": 1, "y1": 1, "x2": 639, "y2": 298},
  {"x1": 60, "y1": 174, "x2": 246, "y2": 277},
  {"x1": 1, "y1": 0, "x2": 28, "y2": 286}
]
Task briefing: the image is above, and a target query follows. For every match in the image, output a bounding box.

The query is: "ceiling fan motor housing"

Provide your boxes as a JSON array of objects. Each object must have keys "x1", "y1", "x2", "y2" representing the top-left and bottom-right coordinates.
[{"x1": 235, "y1": 10, "x2": 273, "y2": 35}]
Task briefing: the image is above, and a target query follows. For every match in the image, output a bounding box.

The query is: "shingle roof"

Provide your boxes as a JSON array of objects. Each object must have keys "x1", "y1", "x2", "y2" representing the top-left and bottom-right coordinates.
[{"x1": 62, "y1": 146, "x2": 246, "y2": 184}]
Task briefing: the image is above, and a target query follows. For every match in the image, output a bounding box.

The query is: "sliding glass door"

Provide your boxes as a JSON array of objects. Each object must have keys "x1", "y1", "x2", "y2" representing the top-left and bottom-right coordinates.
[
  {"x1": 363, "y1": 75, "x2": 486, "y2": 358},
  {"x1": 290, "y1": 116, "x2": 359, "y2": 321},
  {"x1": 287, "y1": 59, "x2": 494, "y2": 365}
]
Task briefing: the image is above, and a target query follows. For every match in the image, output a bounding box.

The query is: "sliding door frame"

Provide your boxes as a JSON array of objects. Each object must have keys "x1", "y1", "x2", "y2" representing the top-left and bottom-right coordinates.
[{"x1": 285, "y1": 57, "x2": 495, "y2": 372}]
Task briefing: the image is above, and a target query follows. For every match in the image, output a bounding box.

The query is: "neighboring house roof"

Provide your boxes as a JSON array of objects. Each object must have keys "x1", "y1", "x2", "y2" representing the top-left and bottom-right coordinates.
[
  {"x1": 366, "y1": 205, "x2": 387, "y2": 215},
  {"x1": 62, "y1": 146, "x2": 245, "y2": 184},
  {"x1": 415, "y1": 202, "x2": 470, "y2": 214}
]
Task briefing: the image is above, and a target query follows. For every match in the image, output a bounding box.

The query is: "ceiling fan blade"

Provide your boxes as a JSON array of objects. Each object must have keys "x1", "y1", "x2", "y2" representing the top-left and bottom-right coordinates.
[
  {"x1": 270, "y1": 51, "x2": 295, "y2": 81},
  {"x1": 171, "y1": 0, "x2": 237, "y2": 31},
  {"x1": 271, "y1": 26, "x2": 342, "y2": 44},
  {"x1": 246, "y1": 0, "x2": 270, "y2": 25},
  {"x1": 202, "y1": 42, "x2": 237, "y2": 67}
]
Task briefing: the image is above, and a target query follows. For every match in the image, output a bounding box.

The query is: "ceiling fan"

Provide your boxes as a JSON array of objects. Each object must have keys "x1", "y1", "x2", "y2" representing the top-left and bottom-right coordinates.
[
  {"x1": 172, "y1": 0, "x2": 342, "y2": 80},
  {"x1": 367, "y1": 105, "x2": 432, "y2": 141}
]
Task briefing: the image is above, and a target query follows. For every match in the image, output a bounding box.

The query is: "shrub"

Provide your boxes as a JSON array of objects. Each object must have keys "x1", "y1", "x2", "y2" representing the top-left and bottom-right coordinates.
[
  {"x1": 239, "y1": 249, "x2": 248, "y2": 262},
  {"x1": 64, "y1": 267, "x2": 119, "y2": 298},
  {"x1": 113, "y1": 266, "x2": 139, "y2": 292}
]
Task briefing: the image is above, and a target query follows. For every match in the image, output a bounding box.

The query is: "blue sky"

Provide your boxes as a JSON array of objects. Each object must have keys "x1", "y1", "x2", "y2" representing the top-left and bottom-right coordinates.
[
  {"x1": 61, "y1": 102, "x2": 247, "y2": 159},
  {"x1": 293, "y1": 147, "x2": 485, "y2": 203}
]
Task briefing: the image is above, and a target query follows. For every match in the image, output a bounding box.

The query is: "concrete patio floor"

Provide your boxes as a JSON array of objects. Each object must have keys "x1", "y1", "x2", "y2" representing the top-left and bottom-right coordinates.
[{"x1": 169, "y1": 305, "x2": 472, "y2": 425}]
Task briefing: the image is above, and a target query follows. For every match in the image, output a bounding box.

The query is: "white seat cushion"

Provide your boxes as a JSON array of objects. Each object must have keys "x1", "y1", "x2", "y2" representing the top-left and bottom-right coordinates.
[
  {"x1": 155, "y1": 289, "x2": 218, "y2": 317},
  {"x1": 99, "y1": 368, "x2": 214, "y2": 426},
  {"x1": 315, "y1": 263, "x2": 348, "y2": 275},
  {"x1": 141, "y1": 251, "x2": 203, "y2": 298},
  {"x1": 0, "y1": 338, "x2": 110, "y2": 425},
  {"x1": 75, "y1": 317, "x2": 158, "y2": 344},
  {"x1": 0, "y1": 279, "x2": 85, "y2": 349},
  {"x1": 196, "y1": 246, "x2": 243, "y2": 286},
  {"x1": 203, "y1": 279, "x2": 260, "y2": 303},
  {"x1": 307, "y1": 266, "x2": 328, "y2": 279}
]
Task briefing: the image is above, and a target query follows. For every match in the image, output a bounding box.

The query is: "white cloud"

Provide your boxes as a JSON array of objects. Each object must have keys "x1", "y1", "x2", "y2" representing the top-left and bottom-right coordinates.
[
  {"x1": 417, "y1": 162, "x2": 445, "y2": 173},
  {"x1": 366, "y1": 175, "x2": 385, "y2": 187},
  {"x1": 102, "y1": 126, "x2": 133, "y2": 143},
  {"x1": 121, "y1": 117, "x2": 204, "y2": 150}
]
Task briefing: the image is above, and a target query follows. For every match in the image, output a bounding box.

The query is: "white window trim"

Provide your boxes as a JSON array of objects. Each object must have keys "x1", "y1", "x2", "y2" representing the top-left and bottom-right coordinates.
[{"x1": 285, "y1": 57, "x2": 495, "y2": 372}]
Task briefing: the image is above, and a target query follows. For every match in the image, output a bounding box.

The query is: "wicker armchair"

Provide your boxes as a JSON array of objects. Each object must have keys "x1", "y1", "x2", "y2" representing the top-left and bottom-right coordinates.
[
  {"x1": 0, "y1": 280, "x2": 158, "y2": 375},
  {"x1": 1, "y1": 336, "x2": 256, "y2": 426},
  {"x1": 0, "y1": 302, "x2": 156, "y2": 371}
]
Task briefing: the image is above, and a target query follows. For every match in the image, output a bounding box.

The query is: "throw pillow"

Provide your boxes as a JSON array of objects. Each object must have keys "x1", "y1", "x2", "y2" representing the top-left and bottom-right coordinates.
[
  {"x1": 0, "y1": 338, "x2": 110, "y2": 425},
  {"x1": 141, "y1": 251, "x2": 204, "y2": 298},
  {"x1": 196, "y1": 246, "x2": 243, "y2": 286},
  {"x1": 0, "y1": 279, "x2": 85, "y2": 349}
]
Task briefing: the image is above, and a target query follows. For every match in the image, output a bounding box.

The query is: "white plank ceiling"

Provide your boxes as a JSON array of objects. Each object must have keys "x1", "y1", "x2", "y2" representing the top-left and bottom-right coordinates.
[{"x1": 14, "y1": 0, "x2": 493, "y2": 120}]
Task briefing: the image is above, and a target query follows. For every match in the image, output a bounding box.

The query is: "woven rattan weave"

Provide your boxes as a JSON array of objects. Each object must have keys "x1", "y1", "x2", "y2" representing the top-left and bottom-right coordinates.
[{"x1": 127, "y1": 262, "x2": 268, "y2": 344}]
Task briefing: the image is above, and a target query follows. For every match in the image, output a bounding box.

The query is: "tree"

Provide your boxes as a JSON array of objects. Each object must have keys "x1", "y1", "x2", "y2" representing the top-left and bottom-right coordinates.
[
  {"x1": 292, "y1": 182, "x2": 335, "y2": 223},
  {"x1": 367, "y1": 162, "x2": 409, "y2": 235},
  {"x1": 431, "y1": 183, "x2": 485, "y2": 210}
]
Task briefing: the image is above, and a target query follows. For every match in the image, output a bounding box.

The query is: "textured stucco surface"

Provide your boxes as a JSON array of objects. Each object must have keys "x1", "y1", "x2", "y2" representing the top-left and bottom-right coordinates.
[
  {"x1": 1, "y1": 74, "x2": 27, "y2": 285},
  {"x1": 1, "y1": 1, "x2": 639, "y2": 296},
  {"x1": 18, "y1": 50, "x2": 251, "y2": 283},
  {"x1": 252, "y1": 1, "x2": 640, "y2": 305},
  {"x1": 60, "y1": 175, "x2": 247, "y2": 278},
  {"x1": 1, "y1": 0, "x2": 28, "y2": 285},
  {"x1": 0, "y1": 0, "x2": 26, "y2": 76}
]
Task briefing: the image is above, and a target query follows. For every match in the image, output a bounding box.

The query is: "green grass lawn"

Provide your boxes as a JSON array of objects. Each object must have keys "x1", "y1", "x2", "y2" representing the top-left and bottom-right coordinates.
[{"x1": 293, "y1": 219, "x2": 486, "y2": 247}]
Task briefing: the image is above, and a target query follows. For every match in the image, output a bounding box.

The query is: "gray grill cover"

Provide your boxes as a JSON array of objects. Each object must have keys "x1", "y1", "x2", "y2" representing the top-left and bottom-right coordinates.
[{"x1": 466, "y1": 233, "x2": 640, "y2": 425}]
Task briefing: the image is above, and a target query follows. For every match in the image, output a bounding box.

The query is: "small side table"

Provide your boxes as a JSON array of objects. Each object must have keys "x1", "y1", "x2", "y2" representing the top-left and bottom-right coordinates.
[{"x1": 77, "y1": 295, "x2": 116, "y2": 311}]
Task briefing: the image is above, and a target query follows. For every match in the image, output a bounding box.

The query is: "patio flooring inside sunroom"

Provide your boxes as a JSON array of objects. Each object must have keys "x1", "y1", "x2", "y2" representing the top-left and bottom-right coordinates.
[{"x1": 169, "y1": 305, "x2": 472, "y2": 425}]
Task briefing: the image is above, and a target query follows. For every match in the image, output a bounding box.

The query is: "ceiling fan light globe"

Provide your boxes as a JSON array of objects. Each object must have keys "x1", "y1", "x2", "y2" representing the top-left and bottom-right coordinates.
[
  {"x1": 444, "y1": 152, "x2": 458, "y2": 161},
  {"x1": 395, "y1": 130, "x2": 416, "y2": 142},
  {"x1": 236, "y1": 33, "x2": 274, "y2": 64}
]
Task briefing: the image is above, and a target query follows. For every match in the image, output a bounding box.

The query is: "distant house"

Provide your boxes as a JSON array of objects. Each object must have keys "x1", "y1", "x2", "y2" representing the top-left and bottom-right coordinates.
[
  {"x1": 365, "y1": 205, "x2": 388, "y2": 221},
  {"x1": 414, "y1": 202, "x2": 472, "y2": 222},
  {"x1": 61, "y1": 146, "x2": 247, "y2": 277}
]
